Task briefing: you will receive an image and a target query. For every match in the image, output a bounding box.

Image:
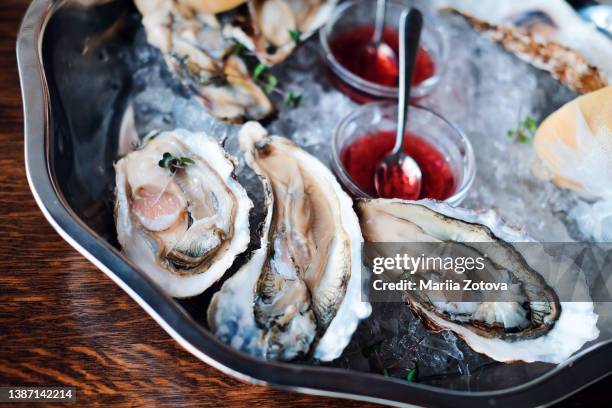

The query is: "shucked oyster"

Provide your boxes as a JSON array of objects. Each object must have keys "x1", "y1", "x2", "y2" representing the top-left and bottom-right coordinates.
[
  {"x1": 135, "y1": 0, "x2": 336, "y2": 121},
  {"x1": 208, "y1": 122, "x2": 370, "y2": 361},
  {"x1": 115, "y1": 129, "x2": 252, "y2": 298},
  {"x1": 134, "y1": 0, "x2": 274, "y2": 122},
  {"x1": 357, "y1": 199, "x2": 599, "y2": 364},
  {"x1": 226, "y1": 0, "x2": 337, "y2": 66}
]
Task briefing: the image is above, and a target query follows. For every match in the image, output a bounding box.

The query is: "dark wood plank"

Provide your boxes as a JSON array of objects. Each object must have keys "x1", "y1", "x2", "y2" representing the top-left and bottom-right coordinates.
[{"x1": 0, "y1": 0, "x2": 608, "y2": 406}]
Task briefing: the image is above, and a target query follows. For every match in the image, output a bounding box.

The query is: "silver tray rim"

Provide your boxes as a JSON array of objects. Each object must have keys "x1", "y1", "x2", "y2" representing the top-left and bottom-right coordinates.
[{"x1": 16, "y1": 0, "x2": 612, "y2": 406}]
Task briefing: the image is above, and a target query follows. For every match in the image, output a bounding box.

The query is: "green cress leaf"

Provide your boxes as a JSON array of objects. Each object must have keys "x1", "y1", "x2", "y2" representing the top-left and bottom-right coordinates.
[
  {"x1": 158, "y1": 152, "x2": 173, "y2": 169},
  {"x1": 284, "y1": 90, "x2": 303, "y2": 108},
  {"x1": 524, "y1": 116, "x2": 537, "y2": 133},
  {"x1": 253, "y1": 63, "x2": 267, "y2": 80},
  {"x1": 288, "y1": 29, "x2": 302, "y2": 44},
  {"x1": 180, "y1": 157, "x2": 195, "y2": 166},
  {"x1": 406, "y1": 364, "x2": 418, "y2": 382},
  {"x1": 507, "y1": 115, "x2": 538, "y2": 144},
  {"x1": 263, "y1": 74, "x2": 278, "y2": 94}
]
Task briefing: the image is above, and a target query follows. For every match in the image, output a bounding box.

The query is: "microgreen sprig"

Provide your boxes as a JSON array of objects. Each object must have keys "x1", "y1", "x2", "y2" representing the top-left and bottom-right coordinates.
[
  {"x1": 507, "y1": 116, "x2": 538, "y2": 144},
  {"x1": 284, "y1": 90, "x2": 303, "y2": 108},
  {"x1": 406, "y1": 363, "x2": 418, "y2": 382},
  {"x1": 288, "y1": 29, "x2": 302, "y2": 44},
  {"x1": 253, "y1": 62, "x2": 267, "y2": 80},
  {"x1": 231, "y1": 39, "x2": 303, "y2": 109},
  {"x1": 250, "y1": 62, "x2": 303, "y2": 108},
  {"x1": 158, "y1": 152, "x2": 195, "y2": 174}
]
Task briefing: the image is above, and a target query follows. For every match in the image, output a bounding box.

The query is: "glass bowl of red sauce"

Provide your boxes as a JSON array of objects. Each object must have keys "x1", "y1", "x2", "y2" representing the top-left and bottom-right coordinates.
[
  {"x1": 331, "y1": 101, "x2": 475, "y2": 206},
  {"x1": 319, "y1": 0, "x2": 446, "y2": 103}
]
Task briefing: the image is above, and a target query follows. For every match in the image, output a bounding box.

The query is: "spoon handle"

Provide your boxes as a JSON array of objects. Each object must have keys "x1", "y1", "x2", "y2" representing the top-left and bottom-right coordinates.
[
  {"x1": 372, "y1": 0, "x2": 387, "y2": 45},
  {"x1": 393, "y1": 8, "x2": 423, "y2": 156}
]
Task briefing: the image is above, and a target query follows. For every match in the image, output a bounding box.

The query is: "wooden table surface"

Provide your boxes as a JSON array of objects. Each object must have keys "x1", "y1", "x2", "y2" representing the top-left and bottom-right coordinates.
[{"x1": 1, "y1": 0, "x2": 610, "y2": 406}]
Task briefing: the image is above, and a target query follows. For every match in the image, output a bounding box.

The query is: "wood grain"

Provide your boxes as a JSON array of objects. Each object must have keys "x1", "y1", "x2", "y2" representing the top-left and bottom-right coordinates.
[{"x1": 0, "y1": 0, "x2": 609, "y2": 406}]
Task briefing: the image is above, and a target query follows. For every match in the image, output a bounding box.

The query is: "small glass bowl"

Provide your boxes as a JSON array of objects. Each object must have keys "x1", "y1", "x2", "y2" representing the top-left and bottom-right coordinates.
[
  {"x1": 319, "y1": 0, "x2": 447, "y2": 102},
  {"x1": 331, "y1": 101, "x2": 475, "y2": 206}
]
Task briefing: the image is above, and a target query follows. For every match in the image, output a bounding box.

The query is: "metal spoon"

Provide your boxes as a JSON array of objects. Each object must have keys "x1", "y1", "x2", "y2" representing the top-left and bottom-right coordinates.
[
  {"x1": 372, "y1": 0, "x2": 396, "y2": 58},
  {"x1": 362, "y1": 0, "x2": 398, "y2": 81},
  {"x1": 374, "y1": 9, "x2": 423, "y2": 200}
]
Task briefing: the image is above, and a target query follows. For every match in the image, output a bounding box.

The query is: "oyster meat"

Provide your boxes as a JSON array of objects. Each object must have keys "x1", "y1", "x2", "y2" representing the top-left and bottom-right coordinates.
[
  {"x1": 357, "y1": 199, "x2": 599, "y2": 364},
  {"x1": 225, "y1": 0, "x2": 337, "y2": 66},
  {"x1": 114, "y1": 129, "x2": 252, "y2": 298},
  {"x1": 134, "y1": 0, "x2": 337, "y2": 121},
  {"x1": 208, "y1": 122, "x2": 370, "y2": 361},
  {"x1": 134, "y1": 0, "x2": 274, "y2": 122}
]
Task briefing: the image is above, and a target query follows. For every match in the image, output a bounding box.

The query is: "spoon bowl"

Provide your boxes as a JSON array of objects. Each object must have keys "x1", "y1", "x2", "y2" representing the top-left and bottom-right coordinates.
[
  {"x1": 361, "y1": 0, "x2": 399, "y2": 85},
  {"x1": 360, "y1": 41, "x2": 398, "y2": 85},
  {"x1": 374, "y1": 154, "x2": 422, "y2": 199},
  {"x1": 374, "y1": 8, "x2": 424, "y2": 199}
]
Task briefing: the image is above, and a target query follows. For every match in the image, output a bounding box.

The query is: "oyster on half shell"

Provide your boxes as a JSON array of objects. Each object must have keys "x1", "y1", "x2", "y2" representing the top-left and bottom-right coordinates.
[
  {"x1": 114, "y1": 129, "x2": 252, "y2": 298},
  {"x1": 208, "y1": 122, "x2": 370, "y2": 361},
  {"x1": 225, "y1": 0, "x2": 338, "y2": 66},
  {"x1": 357, "y1": 199, "x2": 599, "y2": 364},
  {"x1": 134, "y1": 0, "x2": 274, "y2": 122},
  {"x1": 436, "y1": 0, "x2": 611, "y2": 93}
]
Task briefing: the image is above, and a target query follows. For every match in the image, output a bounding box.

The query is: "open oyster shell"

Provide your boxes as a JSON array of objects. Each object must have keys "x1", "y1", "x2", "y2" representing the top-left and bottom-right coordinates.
[
  {"x1": 134, "y1": 0, "x2": 274, "y2": 122},
  {"x1": 357, "y1": 199, "x2": 600, "y2": 364},
  {"x1": 134, "y1": 0, "x2": 337, "y2": 121},
  {"x1": 436, "y1": 0, "x2": 611, "y2": 93},
  {"x1": 208, "y1": 122, "x2": 370, "y2": 361},
  {"x1": 225, "y1": 0, "x2": 337, "y2": 66},
  {"x1": 114, "y1": 129, "x2": 252, "y2": 298}
]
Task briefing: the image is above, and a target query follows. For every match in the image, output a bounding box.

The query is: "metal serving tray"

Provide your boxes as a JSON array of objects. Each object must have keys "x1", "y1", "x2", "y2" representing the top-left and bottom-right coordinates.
[{"x1": 17, "y1": 0, "x2": 612, "y2": 406}]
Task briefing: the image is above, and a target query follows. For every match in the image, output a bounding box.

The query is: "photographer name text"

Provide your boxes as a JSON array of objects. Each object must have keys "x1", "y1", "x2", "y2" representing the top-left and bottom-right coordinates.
[{"x1": 372, "y1": 279, "x2": 509, "y2": 291}]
